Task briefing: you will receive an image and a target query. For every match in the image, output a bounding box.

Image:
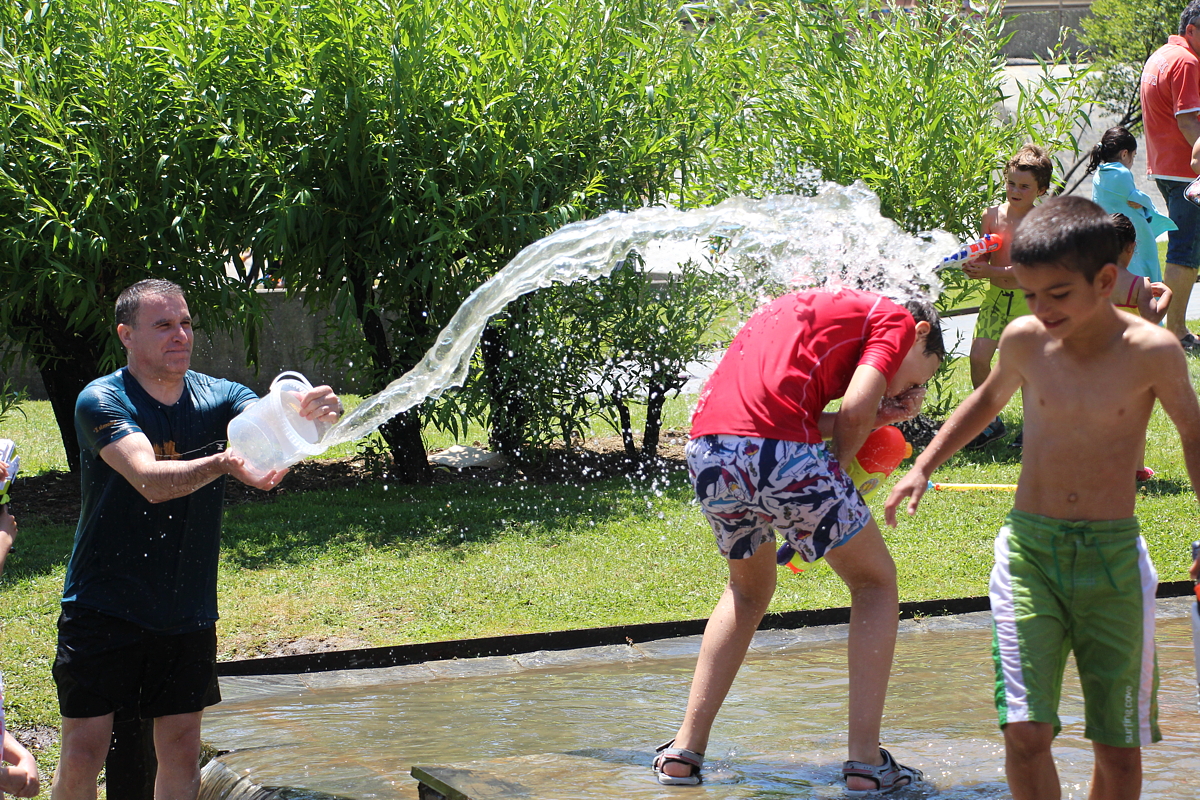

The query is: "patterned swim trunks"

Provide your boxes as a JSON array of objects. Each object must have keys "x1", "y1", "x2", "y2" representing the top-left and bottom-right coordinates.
[{"x1": 685, "y1": 434, "x2": 871, "y2": 561}]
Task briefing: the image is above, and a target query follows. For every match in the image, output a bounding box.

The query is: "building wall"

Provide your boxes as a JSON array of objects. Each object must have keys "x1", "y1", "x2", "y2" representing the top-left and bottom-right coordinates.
[{"x1": 1, "y1": 291, "x2": 361, "y2": 400}]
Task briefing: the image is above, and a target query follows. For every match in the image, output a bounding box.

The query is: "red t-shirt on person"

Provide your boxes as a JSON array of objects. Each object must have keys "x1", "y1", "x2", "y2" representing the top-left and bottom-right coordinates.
[
  {"x1": 1141, "y1": 35, "x2": 1200, "y2": 181},
  {"x1": 689, "y1": 289, "x2": 915, "y2": 445}
]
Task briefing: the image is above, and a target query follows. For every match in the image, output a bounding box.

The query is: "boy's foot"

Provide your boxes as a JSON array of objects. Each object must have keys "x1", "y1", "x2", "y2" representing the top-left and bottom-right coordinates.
[
  {"x1": 653, "y1": 740, "x2": 704, "y2": 785},
  {"x1": 843, "y1": 748, "x2": 923, "y2": 793},
  {"x1": 1008, "y1": 429, "x2": 1023, "y2": 449},
  {"x1": 1180, "y1": 333, "x2": 1200, "y2": 352},
  {"x1": 1136, "y1": 466, "x2": 1155, "y2": 482},
  {"x1": 964, "y1": 417, "x2": 1005, "y2": 450}
]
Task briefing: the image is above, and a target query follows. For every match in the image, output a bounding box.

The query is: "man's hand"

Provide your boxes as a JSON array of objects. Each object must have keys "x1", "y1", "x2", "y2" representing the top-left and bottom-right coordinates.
[
  {"x1": 222, "y1": 450, "x2": 287, "y2": 491},
  {"x1": 875, "y1": 386, "x2": 926, "y2": 427},
  {"x1": 883, "y1": 467, "x2": 931, "y2": 527},
  {"x1": 297, "y1": 385, "x2": 342, "y2": 424}
]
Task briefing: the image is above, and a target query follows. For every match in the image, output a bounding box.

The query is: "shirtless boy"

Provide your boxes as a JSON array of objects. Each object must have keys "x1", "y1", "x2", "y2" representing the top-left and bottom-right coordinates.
[
  {"x1": 963, "y1": 144, "x2": 1052, "y2": 449},
  {"x1": 886, "y1": 196, "x2": 1200, "y2": 800}
]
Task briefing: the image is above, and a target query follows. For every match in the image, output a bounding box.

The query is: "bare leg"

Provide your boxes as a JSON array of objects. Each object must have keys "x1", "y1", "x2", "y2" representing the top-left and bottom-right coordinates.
[
  {"x1": 153, "y1": 711, "x2": 204, "y2": 800},
  {"x1": 52, "y1": 714, "x2": 114, "y2": 800},
  {"x1": 661, "y1": 543, "x2": 777, "y2": 778},
  {"x1": 823, "y1": 520, "x2": 901, "y2": 791},
  {"x1": 1003, "y1": 721, "x2": 1060, "y2": 800},
  {"x1": 1090, "y1": 743, "x2": 1141, "y2": 800},
  {"x1": 969, "y1": 338, "x2": 998, "y2": 389},
  {"x1": 1162, "y1": 262, "x2": 1196, "y2": 340}
]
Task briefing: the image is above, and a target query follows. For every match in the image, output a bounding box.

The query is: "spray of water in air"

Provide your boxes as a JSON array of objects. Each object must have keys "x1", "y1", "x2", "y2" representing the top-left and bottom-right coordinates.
[{"x1": 320, "y1": 181, "x2": 956, "y2": 447}]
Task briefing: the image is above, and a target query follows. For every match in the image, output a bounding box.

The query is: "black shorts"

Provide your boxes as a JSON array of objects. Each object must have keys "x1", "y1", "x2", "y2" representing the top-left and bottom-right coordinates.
[{"x1": 53, "y1": 605, "x2": 221, "y2": 719}]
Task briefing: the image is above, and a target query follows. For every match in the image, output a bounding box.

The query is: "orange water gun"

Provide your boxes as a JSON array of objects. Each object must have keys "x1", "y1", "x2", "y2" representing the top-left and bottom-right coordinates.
[
  {"x1": 938, "y1": 233, "x2": 1003, "y2": 271},
  {"x1": 776, "y1": 426, "x2": 910, "y2": 574}
]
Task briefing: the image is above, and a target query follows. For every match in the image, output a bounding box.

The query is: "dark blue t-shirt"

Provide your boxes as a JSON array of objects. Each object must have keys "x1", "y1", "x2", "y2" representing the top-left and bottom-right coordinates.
[{"x1": 64, "y1": 368, "x2": 257, "y2": 633}]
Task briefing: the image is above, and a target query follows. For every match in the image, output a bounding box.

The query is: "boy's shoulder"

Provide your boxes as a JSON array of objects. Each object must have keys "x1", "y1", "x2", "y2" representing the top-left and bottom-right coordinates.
[{"x1": 1122, "y1": 313, "x2": 1183, "y2": 355}]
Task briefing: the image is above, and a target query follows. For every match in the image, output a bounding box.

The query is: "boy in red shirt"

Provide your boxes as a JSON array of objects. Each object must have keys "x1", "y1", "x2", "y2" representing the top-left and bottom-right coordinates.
[{"x1": 654, "y1": 288, "x2": 943, "y2": 792}]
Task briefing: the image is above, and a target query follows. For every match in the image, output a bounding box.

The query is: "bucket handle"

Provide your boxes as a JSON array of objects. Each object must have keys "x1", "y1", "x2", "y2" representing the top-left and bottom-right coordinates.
[{"x1": 270, "y1": 371, "x2": 314, "y2": 393}]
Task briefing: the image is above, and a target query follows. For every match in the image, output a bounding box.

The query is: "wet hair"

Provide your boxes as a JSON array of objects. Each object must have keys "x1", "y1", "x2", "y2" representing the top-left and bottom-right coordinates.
[
  {"x1": 115, "y1": 279, "x2": 186, "y2": 327},
  {"x1": 1005, "y1": 143, "x2": 1053, "y2": 191},
  {"x1": 1086, "y1": 127, "x2": 1138, "y2": 174},
  {"x1": 1111, "y1": 213, "x2": 1137, "y2": 250},
  {"x1": 1011, "y1": 196, "x2": 1119, "y2": 282},
  {"x1": 1181, "y1": 0, "x2": 1200, "y2": 35},
  {"x1": 901, "y1": 300, "x2": 945, "y2": 362}
]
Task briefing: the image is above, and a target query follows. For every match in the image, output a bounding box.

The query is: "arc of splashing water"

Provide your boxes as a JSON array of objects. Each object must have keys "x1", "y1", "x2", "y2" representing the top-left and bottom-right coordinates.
[{"x1": 322, "y1": 181, "x2": 955, "y2": 448}]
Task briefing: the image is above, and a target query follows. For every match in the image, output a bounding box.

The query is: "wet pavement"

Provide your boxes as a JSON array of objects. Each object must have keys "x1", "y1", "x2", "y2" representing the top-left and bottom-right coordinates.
[{"x1": 202, "y1": 597, "x2": 1200, "y2": 799}]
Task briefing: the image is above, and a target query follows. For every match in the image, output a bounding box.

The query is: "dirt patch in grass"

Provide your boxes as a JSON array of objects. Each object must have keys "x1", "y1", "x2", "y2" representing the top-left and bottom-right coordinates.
[
  {"x1": 11, "y1": 724, "x2": 58, "y2": 753},
  {"x1": 11, "y1": 432, "x2": 691, "y2": 526}
]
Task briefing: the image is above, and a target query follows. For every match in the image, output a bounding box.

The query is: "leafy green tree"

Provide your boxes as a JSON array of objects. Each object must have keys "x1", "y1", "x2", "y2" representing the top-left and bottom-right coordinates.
[
  {"x1": 0, "y1": 0, "x2": 263, "y2": 468},
  {"x1": 231, "y1": 0, "x2": 762, "y2": 481},
  {"x1": 1080, "y1": 0, "x2": 1179, "y2": 128},
  {"x1": 444, "y1": 255, "x2": 740, "y2": 463}
]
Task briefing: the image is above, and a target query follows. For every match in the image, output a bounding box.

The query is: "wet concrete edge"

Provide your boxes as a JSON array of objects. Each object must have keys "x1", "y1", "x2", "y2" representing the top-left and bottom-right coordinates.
[{"x1": 216, "y1": 590, "x2": 1195, "y2": 706}]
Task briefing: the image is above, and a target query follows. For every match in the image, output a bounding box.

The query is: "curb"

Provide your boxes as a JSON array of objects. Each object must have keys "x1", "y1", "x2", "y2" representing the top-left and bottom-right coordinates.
[{"x1": 217, "y1": 580, "x2": 1195, "y2": 677}]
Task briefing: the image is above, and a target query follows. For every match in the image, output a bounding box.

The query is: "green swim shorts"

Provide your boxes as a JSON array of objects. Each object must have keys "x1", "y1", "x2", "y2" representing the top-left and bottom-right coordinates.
[
  {"x1": 989, "y1": 509, "x2": 1160, "y2": 747},
  {"x1": 973, "y1": 284, "x2": 1030, "y2": 342}
]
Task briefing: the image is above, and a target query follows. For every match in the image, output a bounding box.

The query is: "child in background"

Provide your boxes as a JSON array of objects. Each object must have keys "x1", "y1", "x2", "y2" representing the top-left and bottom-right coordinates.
[
  {"x1": 1110, "y1": 214, "x2": 1173, "y2": 324},
  {"x1": 1090, "y1": 126, "x2": 1176, "y2": 283},
  {"x1": 1, "y1": 466, "x2": 40, "y2": 798},
  {"x1": 962, "y1": 143, "x2": 1053, "y2": 449}
]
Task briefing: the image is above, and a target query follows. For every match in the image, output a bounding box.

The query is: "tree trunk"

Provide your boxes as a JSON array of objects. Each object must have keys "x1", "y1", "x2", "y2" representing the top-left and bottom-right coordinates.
[
  {"x1": 349, "y1": 276, "x2": 432, "y2": 484},
  {"x1": 641, "y1": 383, "x2": 666, "y2": 460},
  {"x1": 378, "y1": 408, "x2": 431, "y2": 484},
  {"x1": 24, "y1": 310, "x2": 106, "y2": 473},
  {"x1": 38, "y1": 357, "x2": 101, "y2": 473},
  {"x1": 615, "y1": 400, "x2": 637, "y2": 457},
  {"x1": 481, "y1": 318, "x2": 529, "y2": 459}
]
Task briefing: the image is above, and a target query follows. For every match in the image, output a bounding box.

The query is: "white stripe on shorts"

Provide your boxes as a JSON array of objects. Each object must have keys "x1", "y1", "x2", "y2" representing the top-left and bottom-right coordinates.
[
  {"x1": 990, "y1": 526, "x2": 1029, "y2": 723},
  {"x1": 1134, "y1": 535, "x2": 1158, "y2": 746}
]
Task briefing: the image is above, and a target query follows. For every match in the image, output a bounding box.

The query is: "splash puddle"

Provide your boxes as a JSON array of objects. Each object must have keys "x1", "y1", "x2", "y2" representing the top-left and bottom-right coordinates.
[{"x1": 201, "y1": 602, "x2": 1200, "y2": 799}]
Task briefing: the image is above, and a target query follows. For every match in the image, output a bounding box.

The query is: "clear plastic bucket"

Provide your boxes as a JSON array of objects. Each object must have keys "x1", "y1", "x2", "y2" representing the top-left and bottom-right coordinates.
[{"x1": 227, "y1": 372, "x2": 329, "y2": 477}]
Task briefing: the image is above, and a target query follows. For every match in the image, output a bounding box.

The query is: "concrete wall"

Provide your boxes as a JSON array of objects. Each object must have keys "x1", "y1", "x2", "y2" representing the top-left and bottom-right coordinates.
[
  {"x1": 1001, "y1": 3, "x2": 1091, "y2": 59},
  {"x1": 1, "y1": 291, "x2": 362, "y2": 400}
]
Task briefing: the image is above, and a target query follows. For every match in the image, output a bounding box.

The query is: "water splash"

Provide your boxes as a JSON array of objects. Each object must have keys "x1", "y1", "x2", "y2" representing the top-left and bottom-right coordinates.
[{"x1": 322, "y1": 181, "x2": 957, "y2": 447}]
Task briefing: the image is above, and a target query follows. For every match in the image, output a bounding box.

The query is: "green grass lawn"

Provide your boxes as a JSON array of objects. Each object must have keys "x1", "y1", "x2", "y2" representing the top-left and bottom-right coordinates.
[{"x1": 4, "y1": 347, "x2": 1200, "y2": 783}]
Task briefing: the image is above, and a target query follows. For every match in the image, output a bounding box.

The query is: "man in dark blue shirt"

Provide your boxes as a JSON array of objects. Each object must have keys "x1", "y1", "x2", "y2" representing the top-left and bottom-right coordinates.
[{"x1": 52, "y1": 279, "x2": 342, "y2": 800}]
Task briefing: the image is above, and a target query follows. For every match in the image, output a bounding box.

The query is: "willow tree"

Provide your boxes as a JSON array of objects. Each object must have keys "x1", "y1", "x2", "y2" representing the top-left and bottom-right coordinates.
[
  {"x1": 229, "y1": 0, "x2": 759, "y2": 480},
  {"x1": 0, "y1": 0, "x2": 263, "y2": 468}
]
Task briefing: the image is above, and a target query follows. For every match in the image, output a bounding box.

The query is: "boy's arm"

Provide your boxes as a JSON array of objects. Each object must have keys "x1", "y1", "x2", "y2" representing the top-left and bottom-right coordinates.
[
  {"x1": 1150, "y1": 342, "x2": 1200, "y2": 583},
  {"x1": 962, "y1": 208, "x2": 997, "y2": 279},
  {"x1": 1, "y1": 731, "x2": 40, "y2": 797},
  {"x1": 1150, "y1": 342, "x2": 1200, "y2": 505},
  {"x1": 831, "y1": 364, "x2": 888, "y2": 467},
  {"x1": 0, "y1": 509, "x2": 14, "y2": 576},
  {"x1": 884, "y1": 329, "x2": 1025, "y2": 525}
]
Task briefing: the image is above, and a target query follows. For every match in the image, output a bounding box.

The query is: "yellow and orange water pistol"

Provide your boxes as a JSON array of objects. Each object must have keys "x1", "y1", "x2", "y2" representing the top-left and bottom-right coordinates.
[{"x1": 776, "y1": 426, "x2": 910, "y2": 574}]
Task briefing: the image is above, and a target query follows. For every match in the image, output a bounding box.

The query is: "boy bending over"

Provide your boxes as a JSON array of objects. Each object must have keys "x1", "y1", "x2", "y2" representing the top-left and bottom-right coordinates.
[
  {"x1": 886, "y1": 196, "x2": 1200, "y2": 800},
  {"x1": 656, "y1": 288, "x2": 943, "y2": 792}
]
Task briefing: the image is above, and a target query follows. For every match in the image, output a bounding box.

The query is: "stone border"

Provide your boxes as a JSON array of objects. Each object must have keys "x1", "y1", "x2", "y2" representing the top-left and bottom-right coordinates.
[
  {"x1": 217, "y1": 581, "x2": 1195, "y2": 679},
  {"x1": 216, "y1": 594, "x2": 1194, "y2": 706}
]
